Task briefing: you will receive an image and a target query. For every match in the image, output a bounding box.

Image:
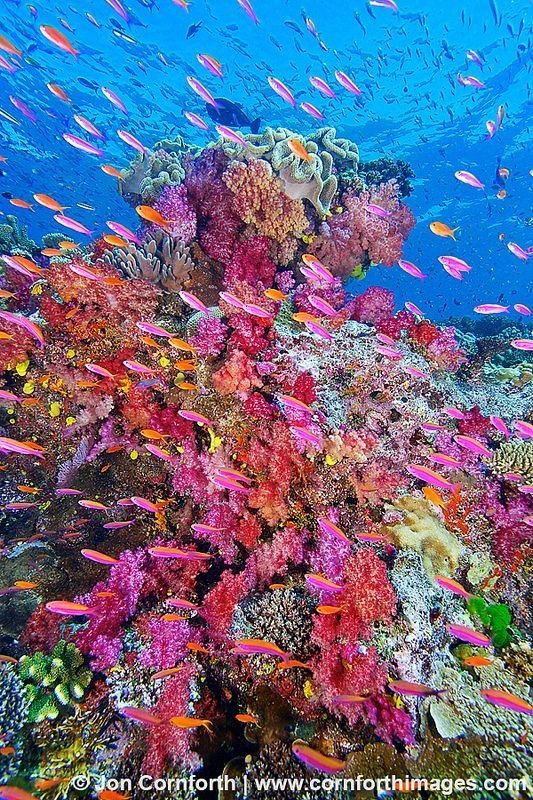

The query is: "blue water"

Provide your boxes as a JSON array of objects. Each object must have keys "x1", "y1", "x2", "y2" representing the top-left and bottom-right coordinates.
[{"x1": 0, "y1": 0, "x2": 531, "y2": 319}]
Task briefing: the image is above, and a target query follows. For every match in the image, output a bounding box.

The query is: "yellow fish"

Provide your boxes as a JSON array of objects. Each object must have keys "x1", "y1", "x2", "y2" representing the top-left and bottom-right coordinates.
[{"x1": 430, "y1": 221, "x2": 460, "y2": 240}]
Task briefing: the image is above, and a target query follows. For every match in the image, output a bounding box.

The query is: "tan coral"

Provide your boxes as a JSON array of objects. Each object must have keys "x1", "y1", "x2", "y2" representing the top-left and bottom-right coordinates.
[
  {"x1": 382, "y1": 495, "x2": 462, "y2": 578},
  {"x1": 223, "y1": 159, "x2": 308, "y2": 260},
  {"x1": 487, "y1": 439, "x2": 533, "y2": 482},
  {"x1": 104, "y1": 231, "x2": 194, "y2": 293}
]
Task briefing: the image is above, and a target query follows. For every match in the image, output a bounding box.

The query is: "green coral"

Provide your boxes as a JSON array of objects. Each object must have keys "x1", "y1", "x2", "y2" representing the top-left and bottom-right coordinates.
[
  {"x1": 120, "y1": 136, "x2": 199, "y2": 204},
  {"x1": 19, "y1": 641, "x2": 92, "y2": 723},
  {"x1": 213, "y1": 126, "x2": 359, "y2": 215},
  {"x1": 0, "y1": 214, "x2": 36, "y2": 255},
  {"x1": 467, "y1": 597, "x2": 512, "y2": 648}
]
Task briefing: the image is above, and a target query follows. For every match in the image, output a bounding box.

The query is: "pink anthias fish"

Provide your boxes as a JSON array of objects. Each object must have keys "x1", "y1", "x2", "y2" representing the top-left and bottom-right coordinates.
[
  {"x1": 455, "y1": 170, "x2": 484, "y2": 189},
  {"x1": 291, "y1": 742, "x2": 346, "y2": 775},
  {"x1": 405, "y1": 301, "x2": 424, "y2": 316},
  {"x1": 434, "y1": 576, "x2": 472, "y2": 599},
  {"x1": 485, "y1": 120, "x2": 497, "y2": 139},
  {"x1": 9, "y1": 96, "x2": 37, "y2": 122},
  {"x1": 474, "y1": 304, "x2": 509, "y2": 315},
  {"x1": 117, "y1": 129, "x2": 148, "y2": 155},
  {"x1": 403, "y1": 365, "x2": 429, "y2": 379},
  {"x1": 236, "y1": 0, "x2": 259, "y2": 24},
  {"x1": 121, "y1": 706, "x2": 162, "y2": 725},
  {"x1": 178, "y1": 409, "x2": 212, "y2": 426},
  {"x1": 62, "y1": 133, "x2": 104, "y2": 157},
  {"x1": 268, "y1": 76, "x2": 296, "y2": 107},
  {"x1": 334, "y1": 70, "x2": 362, "y2": 96},
  {"x1": 290, "y1": 425, "x2": 323, "y2": 448},
  {"x1": 184, "y1": 111, "x2": 210, "y2": 131},
  {"x1": 211, "y1": 475, "x2": 251, "y2": 494},
  {"x1": 306, "y1": 320, "x2": 333, "y2": 341},
  {"x1": 309, "y1": 76, "x2": 336, "y2": 98},
  {"x1": 514, "y1": 420, "x2": 533, "y2": 439},
  {"x1": 466, "y1": 49, "x2": 483, "y2": 68},
  {"x1": 317, "y1": 517, "x2": 350, "y2": 544},
  {"x1": 507, "y1": 242, "x2": 529, "y2": 261},
  {"x1": 54, "y1": 213, "x2": 92, "y2": 236},
  {"x1": 490, "y1": 415, "x2": 511, "y2": 437},
  {"x1": 122, "y1": 359, "x2": 156, "y2": 375},
  {"x1": 137, "y1": 321, "x2": 173, "y2": 337},
  {"x1": 148, "y1": 546, "x2": 211, "y2": 561},
  {"x1": 369, "y1": 0, "x2": 399, "y2": 11},
  {"x1": 179, "y1": 290, "x2": 210, "y2": 313},
  {"x1": 217, "y1": 468, "x2": 252, "y2": 484},
  {"x1": 130, "y1": 496, "x2": 161, "y2": 513},
  {"x1": 168, "y1": 597, "x2": 200, "y2": 610},
  {"x1": 197, "y1": 53, "x2": 223, "y2": 78},
  {"x1": 447, "y1": 623, "x2": 491, "y2": 647},
  {"x1": 511, "y1": 339, "x2": 533, "y2": 351},
  {"x1": 192, "y1": 523, "x2": 223, "y2": 534},
  {"x1": 376, "y1": 333, "x2": 396, "y2": 346},
  {"x1": 46, "y1": 600, "x2": 94, "y2": 616},
  {"x1": 233, "y1": 639, "x2": 286, "y2": 659},
  {"x1": 430, "y1": 453, "x2": 463, "y2": 468},
  {"x1": 186, "y1": 76, "x2": 218, "y2": 108},
  {"x1": 243, "y1": 303, "x2": 272, "y2": 319},
  {"x1": 301, "y1": 254, "x2": 335, "y2": 283},
  {"x1": 0, "y1": 310, "x2": 45, "y2": 347},
  {"x1": 68, "y1": 263, "x2": 102, "y2": 281},
  {"x1": 219, "y1": 291, "x2": 244, "y2": 309},
  {"x1": 1, "y1": 254, "x2": 40, "y2": 279},
  {"x1": 101, "y1": 86, "x2": 128, "y2": 114},
  {"x1": 0, "y1": 389, "x2": 20, "y2": 404},
  {"x1": 365, "y1": 203, "x2": 390, "y2": 218},
  {"x1": 389, "y1": 680, "x2": 443, "y2": 697},
  {"x1": 81, "y1": 548, "x2": 118, "y2": 565},
  {"x1": 398, "y1": 259, "x2": 427, "y2": 279},
  {"x1": 305, "y1": 573, "x2": 344, "y2": 592},
  {"x1": 85, "y1": 363, "x2": 115, "y2": 379},
  {"x1": 407, "y1": 464, "x2": 460, "y2": 491},
  {"x1": 56, "y1": 488, "x2": 83, "y2": 496},
  {"x1": 105, "y1": 0, "x2": 129, "y2": 23},
  {"x1": 514, "y1": 303, "x2": 531, "y2": 316},
  {"x1": 278, "y1": 395, "x2": 313, "y2": 415},
  {"x1": 215, "y1": 125, "x2": 248, "y2": 147},
  {"x1": 78, "y1": 499, "x2": 108, "y2": 510},
  {"x1": 74, "y1": 113, "x2": 105, "y2": 141},
  {"x1": 421, "y1": 423, "x2": 443, "y2": 432},
  {"x1": 454, "y1": 434, "x2": 492, "y2": 458},
  {"x1": 103, "y1": 520, "x2": 135, "y2": 529},
  {"x1": 308, "y1": 295, "x2": 338, "y2": 316},
  {"x1": 106, "y1": 220, "x2": 142, "y2": 244},
  {"x1": 457, "y1": 73, "x2": 485, "y2": 89},
  {"x1": 438, "y1": 256, "x2": 472, "y2": 281},
  {"x1": 442, "y1": 407, "x2": 467, "y2": 420},
  {"x1": 376, "y1": 345, "x2": 402, "y2": 359},
  {"x1": 480, "y1": 689, "x2": 533, "y2": 716},
  {"x1": 145, "y1": 443, "x2": 173, "y2": 461},
  {"x1": 0, "y1": 55, "x2": 17, "y2": 74},
  {"x1": 300, "y1": 102, "x2": 325, "y2": 120}
]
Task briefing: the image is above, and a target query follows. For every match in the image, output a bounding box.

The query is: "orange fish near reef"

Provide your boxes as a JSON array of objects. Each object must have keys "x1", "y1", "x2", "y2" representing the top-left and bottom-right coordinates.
[
  {"x1": 136, "y1": 205, "x2": 171, "y2": 228},
  {"x1": 98, "y1": 791, "x2": 131, "y2": 800},
  {"x1": 287, "y1": 138, "x2": 312, "y2": 162},
  {"x1": 430, "y1": 221, "x2": 460, "y2": 239},
  {"x1": 463, "y1": 656, "x2": 494, "y2": 667},
  {"x1": 150, "y1": 666, "x2": 183, "y2": 680},
  {"x1": 235, "y1": 713, "x2": 259, "y2": 724},
  {"x1": 33, "y1": 193, "x2": 68, "y2": 212},
  {"x1": 169, "y1": 716, "x2": 213, "y2": 732}
]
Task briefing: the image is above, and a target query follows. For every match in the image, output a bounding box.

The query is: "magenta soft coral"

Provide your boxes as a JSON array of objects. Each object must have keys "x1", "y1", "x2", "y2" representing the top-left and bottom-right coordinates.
[
  {"x1": 224, "y1": 235, "x2": 277, "y2": 289},
  {"x1": 352, "y1": 285, "x2": 395, "y2": 325},
  {"x1": 150, "y1": 184, "x2": 197, "y2": 244}
]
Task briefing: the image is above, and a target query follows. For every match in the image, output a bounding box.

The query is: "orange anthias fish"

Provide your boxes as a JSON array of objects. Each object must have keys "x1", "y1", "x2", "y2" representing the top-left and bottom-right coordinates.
[
  {"x1": 103, "y1": 234, "x2": 129, "y2": 247},
  {"x1": 264, "y1": 288, "x2": 287, "y2": 301},
  {"x1": 136, "y1": 205, "x2": 171, "y2": 228},
  {"x1": 169, "y1": 716, "x2": 213, "y2": 732},
  {"x1": 150, "y1": 666, "x2": 183, "y2": 680},
  {"x1": 463, "y1": 655, "x2": 494, "y2": 667},
  {"x1": 423, "y1": 486, "x2": 446, "y2": 507},
  {"x1": 9, "y1": 198, "x2": 33, "y2": 210},
  {"x1": 0, "y1": 34, "x2": 22, "y2": 57},
  {"x1": 41, "y1": 248, "x2": 64, "y2": 257},
  {"x1": 236, "y1": 713, "x2": 259, "y2": 724},
  {"x1": 33, "y1": 193, "x2": 68, "y2": 212},
  {"x1": 34, "y1": 779, "x2": 68, "y2": 791},
  {"x1": 429, "y1": 221, "x2": 460, "y2": 240},
  {"x1": 101, "y1": 164, "x2": 124, "y2": 179},
  {"x1": 140, "y1": 429, "x2": 169, "y2": 440},
  {"x1": 47, "y1": 83, "x2": 71, "y2": 103},
  {"x1": 98, "y1": 791, "x2": 131, "y2": 800},
  {"x1": 287, "y1": 138, "x2": 312, "y2": 162},
  {"x1": 59, "y1": 240, "x2": 79, "y2": 250}
]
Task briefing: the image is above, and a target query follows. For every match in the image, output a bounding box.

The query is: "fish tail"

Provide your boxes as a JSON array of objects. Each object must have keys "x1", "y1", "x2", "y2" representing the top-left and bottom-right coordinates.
[
  {"x1": 250, "y1": 117, "x2": 261, "y2": 134},
  {"x1": 452, "y1": 227, "x2": 460, "y2": 239}
]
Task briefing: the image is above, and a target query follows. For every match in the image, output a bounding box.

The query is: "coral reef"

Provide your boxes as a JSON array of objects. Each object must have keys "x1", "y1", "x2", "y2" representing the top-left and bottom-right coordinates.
[{"x1": 0, "y1": 125, "x2": 530, "y2": 799}]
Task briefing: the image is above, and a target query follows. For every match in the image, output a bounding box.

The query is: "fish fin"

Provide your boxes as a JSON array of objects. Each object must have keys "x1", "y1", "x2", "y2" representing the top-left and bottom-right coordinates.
[
  {"x1": 250, "y1": 117, "x2": 261, "y2": 134},
  {"x1": 452, "y1": 227, "x2": 460, "y2": 239}
]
